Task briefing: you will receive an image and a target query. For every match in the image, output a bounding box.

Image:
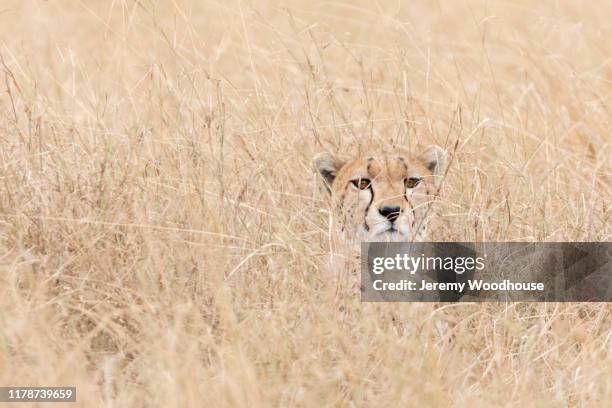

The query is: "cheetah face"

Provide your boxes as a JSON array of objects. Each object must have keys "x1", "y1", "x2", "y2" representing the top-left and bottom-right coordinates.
[{"x1": 314, "y1": 145, "x2": 447, "y2": 243}]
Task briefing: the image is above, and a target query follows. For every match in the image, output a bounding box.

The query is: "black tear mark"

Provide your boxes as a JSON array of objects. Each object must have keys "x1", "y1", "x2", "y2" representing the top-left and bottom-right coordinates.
[
  {"x1": 404, "y1": 194, "x2": 414, "y2": 210},
  {"x1": 363, "y1": 186, "x2": 374, "y2": 231}
]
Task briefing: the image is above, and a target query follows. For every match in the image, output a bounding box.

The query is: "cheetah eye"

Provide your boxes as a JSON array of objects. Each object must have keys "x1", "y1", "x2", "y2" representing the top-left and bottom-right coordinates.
[
  {"x1": 405, "y1": 177, "x2": 422, "y2": 189},
  {"x1": 351, "y1": 178, "x2": 371, "y2": 190}
]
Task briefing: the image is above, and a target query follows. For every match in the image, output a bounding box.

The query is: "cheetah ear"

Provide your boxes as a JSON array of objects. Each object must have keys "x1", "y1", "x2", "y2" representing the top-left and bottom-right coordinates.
[
  {"x1": 313, "y1": 152, "x2": 343, "y2": 191},
  {"x1": 417, "y1": 145, "x2": 447, "y2": 187}
]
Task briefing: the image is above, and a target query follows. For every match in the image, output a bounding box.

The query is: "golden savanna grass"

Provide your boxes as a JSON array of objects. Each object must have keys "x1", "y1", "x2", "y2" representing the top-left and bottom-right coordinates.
[{"x1": 0, "y1": 0, "x2": 610, "y2": 406}]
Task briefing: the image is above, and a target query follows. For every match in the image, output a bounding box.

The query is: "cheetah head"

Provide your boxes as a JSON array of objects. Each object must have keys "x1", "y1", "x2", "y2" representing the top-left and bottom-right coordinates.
[{"x1": 314, "y1": 145, "x2": 447, "y2": 244}]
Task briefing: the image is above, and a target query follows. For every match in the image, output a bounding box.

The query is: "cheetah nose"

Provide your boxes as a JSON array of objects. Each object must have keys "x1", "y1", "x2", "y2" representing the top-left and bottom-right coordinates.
[{"x1": 379, "y1": 206, "x2": 401, "y2": 222}]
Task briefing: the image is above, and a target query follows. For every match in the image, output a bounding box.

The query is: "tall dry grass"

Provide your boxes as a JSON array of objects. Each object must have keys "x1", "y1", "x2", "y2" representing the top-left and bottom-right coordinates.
[{"x1": 0, "y1": 0, "x2": 610, "y2": 406}]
